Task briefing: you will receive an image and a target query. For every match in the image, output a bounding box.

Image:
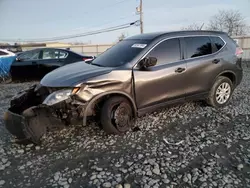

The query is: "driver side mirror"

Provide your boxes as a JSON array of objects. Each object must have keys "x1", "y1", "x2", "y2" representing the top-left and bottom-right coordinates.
[{"x1": 138, "y1": 57, "x2": 157, "y2": 69}]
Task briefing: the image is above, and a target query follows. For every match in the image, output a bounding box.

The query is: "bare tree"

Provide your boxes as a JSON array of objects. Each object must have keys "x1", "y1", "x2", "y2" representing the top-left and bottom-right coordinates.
[
  {"x1": 182, "y1": 23, "x2": 203, "y2": 30},
  {"x1": 118, "y1": 33, "x2": 126, "y2": 41},
  {"x1": 207, "y1": 10, "x2": 249, "y2": 36}
]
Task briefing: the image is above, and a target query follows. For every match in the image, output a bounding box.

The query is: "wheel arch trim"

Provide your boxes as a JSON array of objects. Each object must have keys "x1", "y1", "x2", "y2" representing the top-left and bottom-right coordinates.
[
  {"x1": 212, "y1": 70, "x2": 237, "y2": 88},
  {"x1": 82, "y1": 91, "x2": 137, "y2": 126}
]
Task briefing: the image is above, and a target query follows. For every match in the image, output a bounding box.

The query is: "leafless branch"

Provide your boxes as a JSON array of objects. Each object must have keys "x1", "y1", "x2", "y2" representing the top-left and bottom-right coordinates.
[
  {"x1": 207, "y1": 10, "x2": 249, "y2": 36},
  {"x1": 181, "y1": 23, "x2": 202, "y2": 30}
]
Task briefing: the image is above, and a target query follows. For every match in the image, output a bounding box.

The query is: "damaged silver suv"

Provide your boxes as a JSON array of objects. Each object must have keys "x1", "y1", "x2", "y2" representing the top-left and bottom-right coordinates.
[{"x1": 4, "y1": 31, "x2": 243, "y2": 143}]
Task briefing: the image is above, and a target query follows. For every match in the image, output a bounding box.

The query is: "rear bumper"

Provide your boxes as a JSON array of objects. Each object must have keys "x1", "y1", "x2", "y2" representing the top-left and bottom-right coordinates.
[{"x1": 237, "y1": 70, "x2": 243, "y2": 86}]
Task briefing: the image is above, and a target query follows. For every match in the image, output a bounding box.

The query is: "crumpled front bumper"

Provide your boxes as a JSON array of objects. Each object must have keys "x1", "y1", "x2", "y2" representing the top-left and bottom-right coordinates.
[
  {"x1": 4, "y1": 105, "x2": 63, "y2": 144},
  {"x1": 3, "y1": 85, "x2": 65, "y2": 144}
]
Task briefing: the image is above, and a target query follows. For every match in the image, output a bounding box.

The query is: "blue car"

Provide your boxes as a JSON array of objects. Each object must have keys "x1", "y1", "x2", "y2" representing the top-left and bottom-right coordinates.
[{"x1": 0, "y1": 49, "x2": 16, "y2": 79}]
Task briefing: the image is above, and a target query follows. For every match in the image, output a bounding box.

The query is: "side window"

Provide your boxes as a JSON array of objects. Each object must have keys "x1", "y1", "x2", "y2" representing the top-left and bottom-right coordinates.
[
  {"x1": 41, "y1": 49, "x2": 59, "y2": 59},
  {"x1": 147, "y1": 38, "x2": 181, "y2": 65},
  {"x1": 211, "y1": 36, "x2": 225, "y2": 52},
  {"x1": 18, "y1": 50, "x2": 40, "y2": 60},
  {"x1": 185, "y1": 36, "x2": 212, "y2": 58},
  {"x1": 59, "y1": 51, "x2": 68, "y2": 59},
  {"x1": 0, "y1": 51, "x2": 8, "y2": 56}
]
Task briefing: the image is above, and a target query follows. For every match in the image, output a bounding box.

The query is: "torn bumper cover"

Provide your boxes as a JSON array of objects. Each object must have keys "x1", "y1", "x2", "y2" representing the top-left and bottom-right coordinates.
[
  {"x1": 4, "y1": 106, "x2": 62, "y2": 143},
  {"x1": 4, "y1": 110, "x2": 26, "y2": 140},
  {"x1": 3, "y1": 85, "x2": 84, "y2": 144}
]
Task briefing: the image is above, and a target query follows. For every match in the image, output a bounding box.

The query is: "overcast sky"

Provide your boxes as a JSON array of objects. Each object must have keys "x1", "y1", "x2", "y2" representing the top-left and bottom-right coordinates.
[{"x1": 0, "y1": 0, "x2": 250, "y2": 44}]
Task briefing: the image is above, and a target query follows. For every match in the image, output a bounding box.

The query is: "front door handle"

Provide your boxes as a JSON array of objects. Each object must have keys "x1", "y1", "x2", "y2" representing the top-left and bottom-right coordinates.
[
  {"x1": 32, "y1": 61, "x2": 37, "y2": 65},
  {"x1": 175, "y1": 67, "x2": 186, "y2": 73},
  {"x1": 212, "y1": 59, "x2": 220, "y2": 64}
]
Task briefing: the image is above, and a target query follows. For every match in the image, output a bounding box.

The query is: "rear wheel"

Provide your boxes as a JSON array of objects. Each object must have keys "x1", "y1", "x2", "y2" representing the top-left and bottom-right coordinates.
[
  {"x1": 100, "y1": 96, "x2": 133, "y2": 134},
  {"x1": 206, "y1": 76, "x2": 233, "y2": 108}
]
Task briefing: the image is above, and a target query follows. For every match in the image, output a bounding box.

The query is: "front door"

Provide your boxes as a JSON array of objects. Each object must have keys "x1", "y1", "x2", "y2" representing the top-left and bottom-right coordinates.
[
  {"x1": 133, "y1": 38, "x2": 187, "y2": 112},
  {"x1": 38, "y1": 49, "x2": 65, "y2": 78},
  {"x1": 11, "y1": 49, "x2": 41, "y2": 79}
]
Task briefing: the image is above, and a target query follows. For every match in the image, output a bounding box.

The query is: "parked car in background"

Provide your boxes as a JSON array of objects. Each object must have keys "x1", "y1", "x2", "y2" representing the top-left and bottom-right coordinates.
[
  {"x1": 10, "y1": 48, "x2": 95, "y2": 80},
  {"x1": 4, "y1": 30, "x2": 243, "y2": 143},
  {"x1": 0, "y1": 49, "x2": 16, "y2": 57},
  {"x1": 0, "y1": 49, "x2": 16, "y2": 80},
  {"x1": 0, "y1": 44, "x2": 22, "y2": 54}
]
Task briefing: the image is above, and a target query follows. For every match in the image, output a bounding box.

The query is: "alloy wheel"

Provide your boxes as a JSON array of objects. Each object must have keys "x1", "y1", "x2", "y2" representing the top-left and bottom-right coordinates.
[{"x1": 215, "y1": 82, "x2": 231, "y2": 104}]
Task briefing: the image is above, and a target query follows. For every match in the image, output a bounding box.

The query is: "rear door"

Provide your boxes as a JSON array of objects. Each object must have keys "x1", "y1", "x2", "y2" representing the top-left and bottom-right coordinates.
[
  {"x1": 11, "y1": 49, "x2": 41, "y2": 79},
  {"x1": 183, "y1": 36, "x2": 224, "y2": 97},
  {"x1": 38, "y1": 49, "x2": 68, "y2": 77}
]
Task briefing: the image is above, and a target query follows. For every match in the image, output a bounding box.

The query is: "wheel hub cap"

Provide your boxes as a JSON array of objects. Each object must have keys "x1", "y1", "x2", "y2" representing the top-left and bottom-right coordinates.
[
  {"x1": 114, "y1": 106, "x2": 129, "y2": 127},
  {"x1": 112, "y1": 102, "x2": 132, "y2": 132},
  {"x1": 215, "y1": 82, "x2": 231, "y2": 104}
]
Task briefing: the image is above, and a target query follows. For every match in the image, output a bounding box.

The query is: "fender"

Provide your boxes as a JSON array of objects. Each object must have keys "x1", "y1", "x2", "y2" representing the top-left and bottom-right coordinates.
[
  {"x1": 211, "y1": 70, "x2": 236, "y2": 89},
  {"x1": 82, "y1": 91, "x2": 137, "y2": 126}
]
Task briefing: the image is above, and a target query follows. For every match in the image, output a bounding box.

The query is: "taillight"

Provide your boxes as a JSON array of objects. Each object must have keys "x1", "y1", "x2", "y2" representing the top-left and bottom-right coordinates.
[
  {"x1": 235, "y1": 47, "x2": 243, "y2": 57},
  {"x1": 83, "y1": 57, "x2": 93, "y2": 61},
  {"x1": 235, "y1": 47, "x2": 243, "y2": 69}
]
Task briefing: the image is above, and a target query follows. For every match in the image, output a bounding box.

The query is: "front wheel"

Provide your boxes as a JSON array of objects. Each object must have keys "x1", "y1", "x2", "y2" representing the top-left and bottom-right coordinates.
[
  {"x1": 206, "y1": 76, "x2": 233, "y2": 108},
  {"x1": 100, "y1": 96, "x2": 133, "y2": 134}
]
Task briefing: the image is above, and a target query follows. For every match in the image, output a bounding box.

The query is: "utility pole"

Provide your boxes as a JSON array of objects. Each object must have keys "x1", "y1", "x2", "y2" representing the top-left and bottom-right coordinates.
[{"x1": 139, "y1": 0, "x2": 144, "y2": 34}]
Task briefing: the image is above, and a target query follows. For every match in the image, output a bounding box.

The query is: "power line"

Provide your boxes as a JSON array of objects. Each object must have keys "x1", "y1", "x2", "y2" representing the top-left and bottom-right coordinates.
[
  {"x1": 77, "y1": 0, "x2": 132, "y2": 20},
  {"x1": 64, "y1": 13, "x2": 137, "y2": 35},
  {"x1": 16, "y1": 0, "x2": 132, "y2": 26},
  {"x1": 0, "y1": 21, "x2": 139, "y2": 42},
  {"x1": 0, "y1": 0, "x2": 138, "y2": 42}
]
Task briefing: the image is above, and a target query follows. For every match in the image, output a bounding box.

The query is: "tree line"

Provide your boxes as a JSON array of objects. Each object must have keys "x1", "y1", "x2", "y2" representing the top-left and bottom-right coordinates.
[{"x1": 182, "y1": 10, "x2": 250, "y2": 36}]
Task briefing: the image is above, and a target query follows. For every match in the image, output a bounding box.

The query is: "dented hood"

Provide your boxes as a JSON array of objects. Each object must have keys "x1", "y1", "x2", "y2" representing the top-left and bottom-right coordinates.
[{"x1": 40, "y1": 62, "x2": 113, "y2": 87}]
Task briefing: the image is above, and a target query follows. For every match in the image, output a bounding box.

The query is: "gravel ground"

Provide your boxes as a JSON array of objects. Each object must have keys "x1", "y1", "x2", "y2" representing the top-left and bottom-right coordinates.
[{"x1": 0, "y1": 66, "x2": 250, "y2": 188}]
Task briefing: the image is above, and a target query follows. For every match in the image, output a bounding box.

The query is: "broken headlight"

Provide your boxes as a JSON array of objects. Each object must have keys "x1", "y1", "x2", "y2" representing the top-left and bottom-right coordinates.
[{"x1": 43, "y1": 89, "x2": 72, "y2": 106}]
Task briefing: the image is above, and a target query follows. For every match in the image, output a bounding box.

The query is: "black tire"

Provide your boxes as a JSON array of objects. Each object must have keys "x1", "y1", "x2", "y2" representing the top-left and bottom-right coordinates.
[
  {"x1": 4, "y1": 77, "x2": 12, "y2": 84},
  {"x1": 100, "y1": 96, "x2": 133, "y2": 134},
  {"x1": 206, "y1": 76, "x2": 233, "y2": 108}
]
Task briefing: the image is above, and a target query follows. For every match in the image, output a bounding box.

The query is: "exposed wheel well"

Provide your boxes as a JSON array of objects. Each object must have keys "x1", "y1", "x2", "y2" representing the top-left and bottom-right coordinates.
[
  {"x1": 90, "y1": 93, "x2": 137, "y2": 117},
  {"x1": 219, "y1": 72, "x2": 236, "y2": 86}
]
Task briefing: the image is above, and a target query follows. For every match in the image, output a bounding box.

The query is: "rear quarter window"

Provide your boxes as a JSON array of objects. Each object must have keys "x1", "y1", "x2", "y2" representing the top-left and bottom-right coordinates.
[
  {"x1": 210, "y1": 36, "x2": 225, "y2": 52},
  {"x1": 59, "y1": 51, "x2": 68, "y2": 59}
]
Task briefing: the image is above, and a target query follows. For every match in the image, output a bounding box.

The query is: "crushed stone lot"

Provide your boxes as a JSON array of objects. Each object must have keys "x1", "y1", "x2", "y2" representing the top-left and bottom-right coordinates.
[{"x1": 0, "y1": 66, "x2": 250, "y2": 188}]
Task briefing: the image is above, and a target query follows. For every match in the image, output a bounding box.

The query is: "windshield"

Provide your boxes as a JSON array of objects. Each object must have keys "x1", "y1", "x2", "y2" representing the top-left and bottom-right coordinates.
[{"x1": 91, "y1": 40, "x2": 149, "y2": 67}]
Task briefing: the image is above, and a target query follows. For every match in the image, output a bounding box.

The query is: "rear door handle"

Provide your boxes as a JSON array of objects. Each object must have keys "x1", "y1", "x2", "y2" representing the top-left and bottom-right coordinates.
[
  {"x1": 32, "y1": 61, "x2": 37, "y2": 65},
  {"x1": 175, "y1": 67, "x2": 186, "y2": 73},
  {"x1": 212, "y1": 59, "x2": 220, "y2": 64}
]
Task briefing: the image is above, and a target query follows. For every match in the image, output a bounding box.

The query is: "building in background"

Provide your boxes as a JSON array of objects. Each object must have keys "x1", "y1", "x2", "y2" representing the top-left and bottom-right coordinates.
[
  {"x1": 45, "y1": 42, "x2": 72, "y2": 48},
  {"x1": 2, "y1": 35, "x2": 249, "y2": 61},
  {"x1": 11, "y1": 42, "x2": 114, "y2": 56}
]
